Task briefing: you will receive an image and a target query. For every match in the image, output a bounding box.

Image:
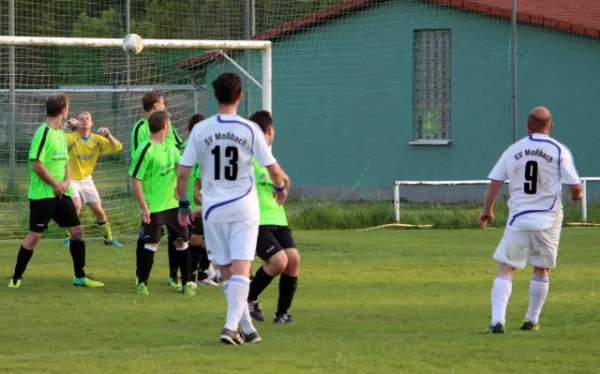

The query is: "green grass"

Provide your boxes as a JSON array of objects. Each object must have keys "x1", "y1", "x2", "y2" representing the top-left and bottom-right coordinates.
[{"x1": 1, "y1": 229, "x2": 600, "y2": 373}]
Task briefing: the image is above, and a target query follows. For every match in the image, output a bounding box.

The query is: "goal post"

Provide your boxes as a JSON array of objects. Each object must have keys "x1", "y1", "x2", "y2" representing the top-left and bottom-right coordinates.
[
  {"x1": 0, "y1": 35, "x2": 272, "y2": 240},
  {"x1": 394, "y1": 178, "x2": 600, "y2": 227}
]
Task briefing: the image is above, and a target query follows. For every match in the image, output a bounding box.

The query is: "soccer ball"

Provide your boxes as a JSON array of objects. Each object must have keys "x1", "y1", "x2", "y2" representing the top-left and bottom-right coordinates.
[{"x1": 122, "y1": 33, "x2": 144, "y2": 55}]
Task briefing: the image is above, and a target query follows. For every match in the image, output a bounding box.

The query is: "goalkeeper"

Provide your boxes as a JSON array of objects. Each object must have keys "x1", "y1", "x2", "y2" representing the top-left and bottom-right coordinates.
[
  {"x1": 64, "y1": 111, "x2": 123, "y2": 247},
  {"x1": 131, "y1": 92, "x2": 184, "y2": 289}
]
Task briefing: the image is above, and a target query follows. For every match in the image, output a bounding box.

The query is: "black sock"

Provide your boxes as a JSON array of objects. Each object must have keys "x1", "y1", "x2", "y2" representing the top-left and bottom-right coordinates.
[
  {"x1": 176, "y1": 247, "x2": 191, "y2": 286},
  {"x1": 199, "y1": 246, "x2": 210, "y2": 272},
  {"x1": 138, "y1": 248, "x2": 155, "y2": 284},
  {"x1": 167, "y1": 241, "x2": 178, "y2": 280},
  {"x1": 248, "y1": 266, "x2": 274, "y2": 302},
  {"x1": 189, "y1": 245, "x2": 201, "y2": 282},
  {"x1": 135, "y1": 237, "x2": 144, "y2": 277},
  {"x1": 69, "y1": 240, "x2": 86, "y2": 278},
  {"x1": 277, "y1": 273, "x2": 298, "y2": 316},
  {"x1": 12, "y1": 246, "x2": 34, "y2": 281}
]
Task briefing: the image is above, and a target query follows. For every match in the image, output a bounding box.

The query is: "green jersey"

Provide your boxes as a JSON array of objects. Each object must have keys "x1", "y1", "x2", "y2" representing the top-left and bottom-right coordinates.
[
  {"x1": 129, "y1": 139, "x2": 181, "y2": 213},
  {"x1": 28, "y1": 123, "x2": 72, "y2": 200},
  {"x1": 254, "y1": 159, "x2": 288, "y2": 226},
  {"x1": 189, "y1": 164, "x2": 202, "y2": 209},
  {"x1": 131, "y1": 118, "x2": 183, "y2": 157}
]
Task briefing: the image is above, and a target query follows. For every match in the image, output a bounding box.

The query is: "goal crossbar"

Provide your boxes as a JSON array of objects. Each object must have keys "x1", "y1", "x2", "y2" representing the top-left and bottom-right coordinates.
[
  {"x1": 394, "y1": 177, "x2": 600, "y2": 223},
  {"x1": 0, "y1": 35, "x2": 272, "y2": 112}
]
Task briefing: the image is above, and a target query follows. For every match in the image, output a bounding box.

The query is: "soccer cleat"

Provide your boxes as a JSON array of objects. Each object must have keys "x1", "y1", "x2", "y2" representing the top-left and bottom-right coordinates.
[
  {"x1": 104, "y1": 240, "x2": 123, "y2": 247},
  {"x1": 137, "y1": 282, "x2": 149, "y2": 295},
  {"x1": 485, "y1": 322, "x2": 505, "y2": 334},
  {"x1": 64, "y1": 238, "x2": 71, "y2": 247},
  {"x1": 248, "y1": 300, "x2": 265, "y2": 322},
  {"x1": 197, "y1": 277, "x2": 219, "y2": 286},
  {"x1": 8, "y1": 279, "x2": 21, "y2": 288},
  {"x1": 73, "y1": 276, "x2": 105, "y2": 288},
  {"x1": 274, "y1": 313, "x2": 294, "y2": 324},
  {"x1": 135, "y1": 277, "x2": 139, "y2": 286},
  {"x1": 243, "y1": 330, "x2": 262, "y2": 344},
  {"x1": 207, "y1": 264, "x2": 216, "y2": 279},
  {"x1": 180, "y1": 282, "x2": 196, "y2": 296},
  {"x1": 178, "y1": 278, "x2": 198, "y2": 290},
  {"x1": 220, "y1": 328, "x2": 244, "y2": 345},
  {"x1": 520, "y1": 320, "x2": 540, "y2": 331},
  {"x1": 167, "y1": 277, "x2": 180, "y2": 289}
]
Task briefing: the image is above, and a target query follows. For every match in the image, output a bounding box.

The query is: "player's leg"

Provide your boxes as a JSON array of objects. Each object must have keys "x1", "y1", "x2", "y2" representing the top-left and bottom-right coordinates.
[
  {"x1": 9, "y1": 199, "x2": 52, "y2": 288},
  {"x1": 487, "y1": 228, "x2": 528, "y2": 333},
  {"x1": 203, "y1": 220, "x2": 244, "y2": 345},
  {"x1": 229, "y1": 218, "x2": 262, "y2": 343},
  {"x1": 64, "y1": 180, "x2": 83, "y2": 247},
  {"x1": 521, "y1": 214, "x2": 561, "y2": 330},
  {"x1": 57, "y1": 197, "x2": 104, "y2": 288},
  {"x1": 166, "y1": 227, "x2": 179, "y2": 288},
  {"x1": 190, "y1": 218, "x2": 217, "y2": 286},
  {"x1": 248, "y1": 227, "x2": 287, "y2": 321},
  {"x1": 165, "y1": 209, "x2": 195, "y2": 296},
  {"x1": 137, "y1": 214, "x2": 163, "y2": 295},
  {"x1": 83, "y1": 178, "x2": 122, "y2": 247},
  {"x1": 274, "y1": 227, "x2": 300, "y2": 323}
]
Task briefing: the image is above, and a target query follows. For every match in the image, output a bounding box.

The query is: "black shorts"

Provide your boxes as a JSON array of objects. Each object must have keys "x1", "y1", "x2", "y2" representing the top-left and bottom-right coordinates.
[
  {"x1": 29, "y1": 197, "x2": 81, "y2": 233},
  {"x1": 256, "y1": 225, "x2": 296, "y2": 262},
  {"x1": 143, "y1": 208, "x2": 189, "y2": 244},
  {"x1": 190, "y1": 217, "x2": 204, "y2": 236}
]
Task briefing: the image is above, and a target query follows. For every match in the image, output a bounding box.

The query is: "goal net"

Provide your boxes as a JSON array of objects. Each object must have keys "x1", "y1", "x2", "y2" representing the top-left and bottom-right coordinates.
[{"x1": 0, "y1": 36, "x2": 270, "y2": 239}]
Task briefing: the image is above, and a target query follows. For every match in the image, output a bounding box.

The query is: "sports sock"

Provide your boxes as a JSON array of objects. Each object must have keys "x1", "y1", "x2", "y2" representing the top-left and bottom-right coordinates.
[
  {"x1": 12, "y1": 246, "x2": 34, "y2": 281},
  {"x1": 491, "y1": 275, "x2": 512, "y2": 325},
  {"x1": 525, "y1": 276, "x2": 549, "y2": 325},
  {"x1": 135, "y1": 233, "x2": 144, "y2": 277},
  {"x1": 96, "y1": 220, "x2": 113, "y2": 242},
  {"x1": 69, "y1": 240, "x2": 86, "y2": 278},
  {"x1": 225, "y1": 275, "x2": 250, "y2": 332},
  {"x1": 175, "y1": 244, "x2": 191, "y2": 285},
  {"x1": 199, "y1": 246, "x2": 210, "y2": 271},
  {"x1": 189, "y1": 245, "x2": 202, "y2": 282},
  {"x1": 138, "y1": 246, "x2": 156, "y2": 284},
  {"x1": 277, "y1": 273, "x2": 298, "y2": 316},
  {"x1": 248, "y1": 266, "x2": 274, "y2": 301},
  {"x1": 167, "y1": 241, "x2": 178, "y2": 280}
]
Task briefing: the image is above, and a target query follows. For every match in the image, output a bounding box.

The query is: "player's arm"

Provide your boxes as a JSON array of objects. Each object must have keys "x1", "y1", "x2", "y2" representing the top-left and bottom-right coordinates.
[
  {"x1": 561, "y1": 147, "x2": 583, "y2": 202},
  {"x1": 177, "y1": 138, "x2": 198, "y2": 223},
  {"x1": 253, "y1": 130, "x2": 290, "y2": 203},
  {"x1": 128, "y1": 144, "x2": 151, "y2": 223},
  {"x1": 98, "y1": 127, "x2": 123, "y2": 153},
  {"x1": 480, "y1": 152, "x2": 509, "y2": 228}
]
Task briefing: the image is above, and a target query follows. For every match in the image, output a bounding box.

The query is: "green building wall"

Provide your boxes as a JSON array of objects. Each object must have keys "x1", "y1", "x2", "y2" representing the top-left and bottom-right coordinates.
[{"x1": 203, "y1": 1, "x2": 600, "y2": 197}]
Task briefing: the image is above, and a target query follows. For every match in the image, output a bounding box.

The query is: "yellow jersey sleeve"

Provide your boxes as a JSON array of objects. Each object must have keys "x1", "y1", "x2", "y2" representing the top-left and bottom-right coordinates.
[{"x1": 95, "y1": 133, "x2": 124, "y2": 155}]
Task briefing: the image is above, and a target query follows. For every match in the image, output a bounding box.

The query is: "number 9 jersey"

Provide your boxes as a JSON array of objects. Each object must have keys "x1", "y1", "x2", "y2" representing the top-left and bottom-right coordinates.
[
  {"x1": 180, "y1": 114, "x2": 277, "y2": 223},
  {"x1": 487, "y1": 134, "x2": 581, "y2": 231}
]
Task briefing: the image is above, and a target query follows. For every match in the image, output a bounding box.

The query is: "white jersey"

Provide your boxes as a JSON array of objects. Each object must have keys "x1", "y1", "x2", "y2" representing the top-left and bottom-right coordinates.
[
  {"x1": 180, "y1": 114, "x2": 277, "y2": 223},
  {"x1": 488, "y1": 134, "x2": 581, "y2": 231}
]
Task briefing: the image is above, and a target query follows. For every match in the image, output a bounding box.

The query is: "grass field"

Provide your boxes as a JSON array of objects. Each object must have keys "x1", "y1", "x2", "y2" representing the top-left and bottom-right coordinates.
[{"x1": 1, "y1": 228, "x2": 600, "y2": 373}]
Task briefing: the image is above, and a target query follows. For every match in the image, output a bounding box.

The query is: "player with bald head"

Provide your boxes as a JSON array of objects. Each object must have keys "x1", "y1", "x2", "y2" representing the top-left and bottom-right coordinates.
[{"x1": 480, "y1": 106, "x2": 583, "y2": 333}]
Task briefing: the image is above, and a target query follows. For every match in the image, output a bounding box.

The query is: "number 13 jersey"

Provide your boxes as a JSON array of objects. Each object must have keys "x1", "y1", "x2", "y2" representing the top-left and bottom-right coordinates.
[
  {"x1": 488, "y1": 134, "x2": 581, "y2": 231},
  {"x1": 180, "y1": 114, "x2": 276, "y2": 223}
]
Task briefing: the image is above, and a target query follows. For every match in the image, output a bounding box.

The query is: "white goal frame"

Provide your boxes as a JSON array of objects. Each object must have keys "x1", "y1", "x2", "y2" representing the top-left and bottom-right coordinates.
[
  {"x1": 0, "y1": 36, "x2": 273, "y2": 111},
  {"x1": 394, "y1": 177, "x2": 600, "y2": 223}
]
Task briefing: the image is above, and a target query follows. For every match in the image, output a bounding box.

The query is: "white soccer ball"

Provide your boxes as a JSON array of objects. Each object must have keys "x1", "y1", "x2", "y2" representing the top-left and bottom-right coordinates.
[{"x1": 122, "y1": 33, "x2": 144, "y2": 55}]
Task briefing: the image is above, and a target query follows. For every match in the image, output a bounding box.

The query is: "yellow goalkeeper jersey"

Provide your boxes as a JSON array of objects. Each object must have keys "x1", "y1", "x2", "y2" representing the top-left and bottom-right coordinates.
[{"x1": 66, "y1": 132, "x2": 123, "y2": 180}]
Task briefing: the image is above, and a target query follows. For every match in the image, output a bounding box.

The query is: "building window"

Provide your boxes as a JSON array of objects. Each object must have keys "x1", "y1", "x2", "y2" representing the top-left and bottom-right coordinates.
[{"x1": 411, "y1": 29, "x2": 452, "y2": 145}]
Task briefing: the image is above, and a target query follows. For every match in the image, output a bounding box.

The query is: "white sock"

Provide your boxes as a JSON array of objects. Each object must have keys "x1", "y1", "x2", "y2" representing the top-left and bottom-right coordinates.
[
  {"x1": 491, "y1": 276, "x2": 512, "y2": 325},
  {"x1": 525, "y1": 276, "x2": 549, "y2": 325},
  {"x1": 224, "y1": 275, "x2": 250, "y2": 331}
]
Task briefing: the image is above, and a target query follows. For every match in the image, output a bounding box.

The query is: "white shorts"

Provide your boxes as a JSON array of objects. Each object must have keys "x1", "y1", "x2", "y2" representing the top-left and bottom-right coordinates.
[
  {"x1": 493, "y1": 213, "x2": 562, "y2": 269},
  {"x1": 70, "y1": 176, "x2": 101, "y2": 204},
  {"x1": 203, "y1": 217, "x2": 259, "y2": 266}
]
